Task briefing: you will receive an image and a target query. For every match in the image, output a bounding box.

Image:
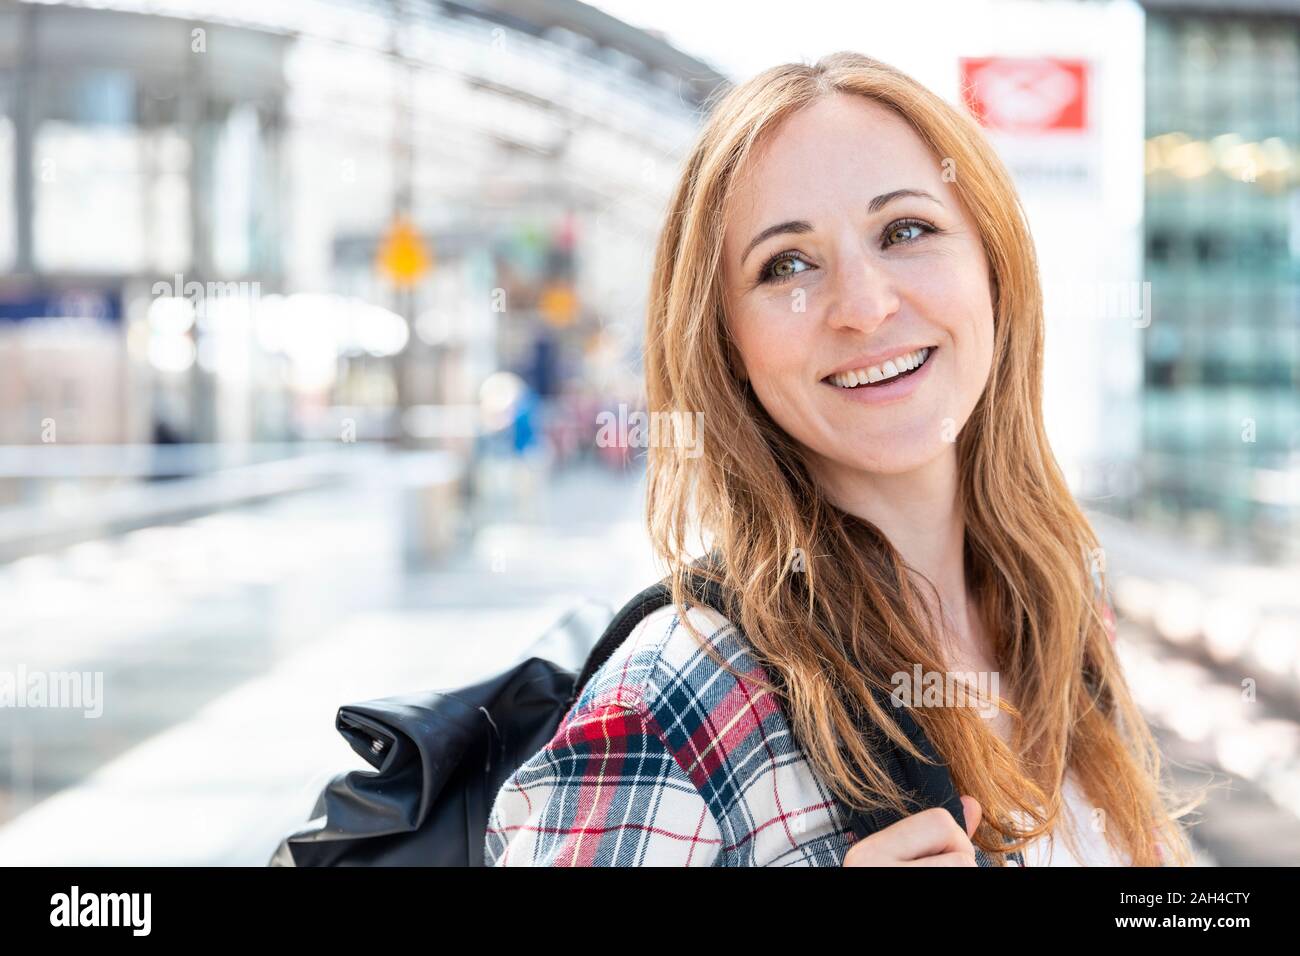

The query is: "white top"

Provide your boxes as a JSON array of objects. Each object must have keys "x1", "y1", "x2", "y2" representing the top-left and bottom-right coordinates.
[{"x1": 1018, "y1": 772, "x2": 1131, "y2": 866}]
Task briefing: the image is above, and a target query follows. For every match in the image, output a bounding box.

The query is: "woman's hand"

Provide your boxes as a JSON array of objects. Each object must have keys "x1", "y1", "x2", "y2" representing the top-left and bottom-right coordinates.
[{"x1": 842, "y1": 795, "x2": 982, "y2": 866}]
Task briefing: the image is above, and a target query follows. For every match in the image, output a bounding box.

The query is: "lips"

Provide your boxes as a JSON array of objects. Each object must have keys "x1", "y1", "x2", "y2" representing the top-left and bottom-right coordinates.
[
  {"x1": 823, "y1": 346, "x2": 937, "y2": 388},
  {"x1": 821, "y1": 343, "x2": 937, "y2": 406}
]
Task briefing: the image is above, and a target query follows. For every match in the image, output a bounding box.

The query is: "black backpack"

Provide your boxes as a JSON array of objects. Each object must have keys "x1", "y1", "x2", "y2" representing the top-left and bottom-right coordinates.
[{"x1": 269, "y1": 572, "x2": 1008, "y2": 866}]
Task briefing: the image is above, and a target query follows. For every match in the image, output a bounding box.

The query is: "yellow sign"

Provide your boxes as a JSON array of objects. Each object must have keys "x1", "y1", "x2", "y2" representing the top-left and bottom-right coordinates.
[
  {"x1": 539, "y1": 282, "x2": 577, "y2": 327},
  {"x1": 376, "y1": 218, "x2": 432, "y2": 286}
]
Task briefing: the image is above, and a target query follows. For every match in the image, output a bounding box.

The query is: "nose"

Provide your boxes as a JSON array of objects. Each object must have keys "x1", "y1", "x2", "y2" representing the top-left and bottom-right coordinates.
[{"x1": 823, "y1": 250, "x2": 900, "y2": 334}]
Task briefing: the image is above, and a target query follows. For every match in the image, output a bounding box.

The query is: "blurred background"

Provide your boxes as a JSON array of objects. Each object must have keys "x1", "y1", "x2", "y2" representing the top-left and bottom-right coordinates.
[{"x1": 0, "y1": 0, "x2": 1296, "y2": 866}]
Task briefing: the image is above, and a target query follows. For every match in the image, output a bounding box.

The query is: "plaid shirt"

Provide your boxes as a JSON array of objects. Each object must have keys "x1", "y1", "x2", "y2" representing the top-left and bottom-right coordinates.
[
  {"x1": 485, "y1": 575, "x2": 1121, "y2": 867},
  {"x1": 485, "y1": 603, "x2": 857, "y2": 866}
]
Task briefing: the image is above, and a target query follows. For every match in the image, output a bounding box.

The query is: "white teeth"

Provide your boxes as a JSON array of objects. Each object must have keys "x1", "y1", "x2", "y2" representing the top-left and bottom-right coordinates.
[{"x1": 828, "y1": 347, "x2": 931, "y2": 388}]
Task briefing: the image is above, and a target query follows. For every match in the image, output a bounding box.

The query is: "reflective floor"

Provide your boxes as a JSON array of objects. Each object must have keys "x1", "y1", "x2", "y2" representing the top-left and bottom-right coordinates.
[{"x1": 0, "y1": 457, "x2": 657, "y2": 864}]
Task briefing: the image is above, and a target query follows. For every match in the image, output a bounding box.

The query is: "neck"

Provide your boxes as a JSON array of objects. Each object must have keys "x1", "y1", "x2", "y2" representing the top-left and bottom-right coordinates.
[{"x1": 812, "y1": 443, "x2": 972, "y2": 646}]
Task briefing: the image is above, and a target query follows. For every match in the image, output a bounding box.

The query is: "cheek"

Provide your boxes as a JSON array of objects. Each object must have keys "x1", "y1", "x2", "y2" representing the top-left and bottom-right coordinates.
[
  {"x1": 933, "y1": 267, "x2": 995, "y2": 374},
  {"x1": 954, "y1": 309, "x2": 996, "y2": 415},
  {"x1": 967, "y1": 289, "x2": 996, "y2": 372},
  {"x1": 732, "y1": 307, "x2": 804, "y2": 386},
  {"x1": 731, "y1": 309, "x2": 814, "y2": 423}
]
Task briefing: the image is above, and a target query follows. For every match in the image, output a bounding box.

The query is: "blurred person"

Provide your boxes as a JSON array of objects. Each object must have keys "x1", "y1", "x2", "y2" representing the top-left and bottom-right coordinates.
[
  {"x1": 148, "y1": 398, "x2": 190, "y2": 482},
  {"x1": 546, "y1": 382, "x2": 589, "y2": 471},
  {"x1": 485, "y1": 52, "x2": 1200, "y2": 867},
  {"x1": 473, "y1": 370, "x2": 528, "y2": 520},
  {"x1": 593, "y1": 390, "x2": 634, "y2": 471},
  {"x1": 541, "y1": 388, "x2": 571, "y2": 470},
  {"x1": 509, "y1": 382, "x2": 548, "y2": 521}
]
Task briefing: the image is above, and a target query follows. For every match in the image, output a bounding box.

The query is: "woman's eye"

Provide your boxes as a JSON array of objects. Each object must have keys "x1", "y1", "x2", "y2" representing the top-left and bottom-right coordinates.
[
  {"x1": 761, "y1": 253, "x2": 812, "y2": 284},
  {"x1": 885, "y1": 219, "x2": 933, "y2": 246}
]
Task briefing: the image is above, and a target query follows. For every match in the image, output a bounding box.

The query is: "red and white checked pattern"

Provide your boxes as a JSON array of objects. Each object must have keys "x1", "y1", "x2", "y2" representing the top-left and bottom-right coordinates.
[
  {"x1": 486, "y1": 578, "x2": 1124, "y2": 867},
  {"x1": 485, "y1": 603, "x2": 858, "y2": 866}
]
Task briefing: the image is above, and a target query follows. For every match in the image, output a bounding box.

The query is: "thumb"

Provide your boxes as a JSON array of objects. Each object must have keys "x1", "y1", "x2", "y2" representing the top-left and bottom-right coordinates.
[{"x1": 959, "y1": 795, "x2": 982, "y2": 840}]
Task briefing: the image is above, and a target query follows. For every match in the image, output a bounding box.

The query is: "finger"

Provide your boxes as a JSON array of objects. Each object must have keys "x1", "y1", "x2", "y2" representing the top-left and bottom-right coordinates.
[
  {"x1": 873, "y1": 807, "x2": 973, "y2": 861},
  {"x1": 960, "y1": 795, "x2": 982, "y2": 839},
  {"x1": 904, "y1": 850, "x2": 979, "y2": 867}
]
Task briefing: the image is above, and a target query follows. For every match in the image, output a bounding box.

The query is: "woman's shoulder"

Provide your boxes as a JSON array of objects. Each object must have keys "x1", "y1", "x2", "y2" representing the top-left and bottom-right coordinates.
[
  {"x1": 573, "y1": 595, "x2": 857, "y2": 866},
  {"x1": 575, "y1": 599, "x2": 773, "y2": 720}
]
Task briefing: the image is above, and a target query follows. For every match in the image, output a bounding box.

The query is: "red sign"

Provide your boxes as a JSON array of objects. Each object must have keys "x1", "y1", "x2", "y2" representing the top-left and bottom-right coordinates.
[{"x1": 960, "y1": 57, "x2": 1088, "y2": 132}]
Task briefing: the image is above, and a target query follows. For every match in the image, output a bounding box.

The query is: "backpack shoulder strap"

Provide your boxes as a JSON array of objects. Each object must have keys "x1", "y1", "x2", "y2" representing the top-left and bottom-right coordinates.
[
  {"x1": 569, "y1": 568, "x2": 733, "y2": 710},
  {"x1": 568, "y1": 580, "x2": 671, "y2": 710}
]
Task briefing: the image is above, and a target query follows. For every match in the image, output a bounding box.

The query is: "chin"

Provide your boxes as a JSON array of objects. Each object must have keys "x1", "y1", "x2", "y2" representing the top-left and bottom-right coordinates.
[
  {"x1": 820, "y1": 439, "x2": 949, "y2": 478},
  {"x1": 857, "y1": 453, "x2": 941, "y2": 476}
]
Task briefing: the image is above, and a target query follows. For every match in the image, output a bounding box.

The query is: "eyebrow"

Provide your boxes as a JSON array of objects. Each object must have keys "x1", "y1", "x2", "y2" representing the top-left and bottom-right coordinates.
[{"x1": 739, "y1": 188, "x2": 945, "y2": 268}]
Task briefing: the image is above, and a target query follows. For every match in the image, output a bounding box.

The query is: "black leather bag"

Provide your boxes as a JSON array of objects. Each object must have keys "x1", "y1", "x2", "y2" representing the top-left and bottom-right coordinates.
[{"x1": 269, "y1": 572, "x2": 1009, "y2": 866}]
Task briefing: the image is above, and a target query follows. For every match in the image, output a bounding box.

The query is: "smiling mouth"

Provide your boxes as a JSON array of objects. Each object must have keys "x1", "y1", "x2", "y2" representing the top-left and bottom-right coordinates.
[{"x1": 822, "y1": 346, "x2": 937, "y2": 389}]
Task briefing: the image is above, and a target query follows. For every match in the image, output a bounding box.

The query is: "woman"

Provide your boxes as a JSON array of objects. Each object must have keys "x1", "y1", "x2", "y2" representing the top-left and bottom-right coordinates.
[{"x1": 485, "y1": 51, "x2": 1199, "y2": 867}]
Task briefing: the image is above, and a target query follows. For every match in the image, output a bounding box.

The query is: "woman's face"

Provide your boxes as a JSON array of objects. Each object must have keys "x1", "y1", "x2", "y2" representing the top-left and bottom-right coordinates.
[{"x1": 721, "y1": 93, "x2": 996, "y2": 480}]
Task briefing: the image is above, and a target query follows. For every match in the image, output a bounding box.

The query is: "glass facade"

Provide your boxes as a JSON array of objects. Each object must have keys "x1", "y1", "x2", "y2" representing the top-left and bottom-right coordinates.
[
  {"x1": 0, "y1": 0, "x2": 720, "y2": 454},
  {"x1": 31, "y1": 68, "x2": 194, "y2": 274},
  {"x1": 1143, "y1": 11, "x2": 1300, "y2": 560}
]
